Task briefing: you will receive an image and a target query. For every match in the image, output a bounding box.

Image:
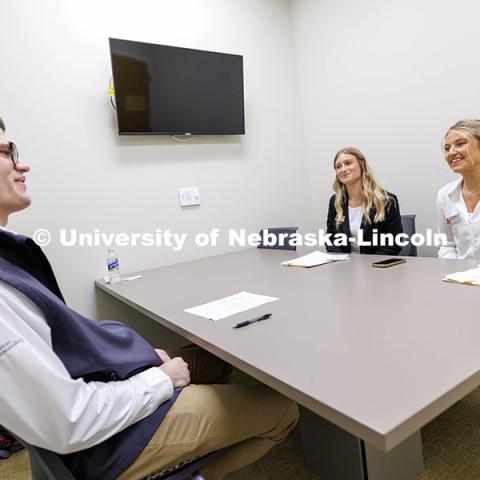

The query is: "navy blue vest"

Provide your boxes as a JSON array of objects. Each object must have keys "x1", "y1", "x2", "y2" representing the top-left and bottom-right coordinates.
[
  {"x1": 0, "y1": 233, "x2": 179, "y2": 479},
  {"x1": 0, "y1": 230, "x2": 65, "y2": 302}
]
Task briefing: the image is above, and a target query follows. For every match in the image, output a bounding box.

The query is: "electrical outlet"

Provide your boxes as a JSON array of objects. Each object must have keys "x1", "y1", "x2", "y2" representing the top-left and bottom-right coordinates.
[{"x1": 178, "y1": 186, "x2": 200, "y2": 207}]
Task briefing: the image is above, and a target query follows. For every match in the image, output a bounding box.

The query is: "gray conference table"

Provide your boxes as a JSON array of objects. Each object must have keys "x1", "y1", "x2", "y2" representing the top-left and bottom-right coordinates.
[{"x1": 96, "y1": 249, "x2": 480, "y2": 480}]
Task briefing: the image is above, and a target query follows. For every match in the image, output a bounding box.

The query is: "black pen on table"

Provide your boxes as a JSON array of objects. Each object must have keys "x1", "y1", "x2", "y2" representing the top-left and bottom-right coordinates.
[{"x1": 233, "y1": 313, "x2": 272, "y2": 329}]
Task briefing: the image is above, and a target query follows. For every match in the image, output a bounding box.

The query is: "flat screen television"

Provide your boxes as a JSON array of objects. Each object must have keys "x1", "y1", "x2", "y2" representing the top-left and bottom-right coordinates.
[{"x1": 109, "y1": 38, "x2": 245, "y2": 135}]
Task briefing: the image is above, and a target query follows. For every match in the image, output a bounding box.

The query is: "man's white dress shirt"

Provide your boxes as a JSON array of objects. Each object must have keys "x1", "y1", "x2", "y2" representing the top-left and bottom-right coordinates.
[
  {"x1": 436, "y1": 178, "x2": 480, "y2": 259},
  {"x1": 0, "y1": 280, "x2": 173, "y2": 454}
]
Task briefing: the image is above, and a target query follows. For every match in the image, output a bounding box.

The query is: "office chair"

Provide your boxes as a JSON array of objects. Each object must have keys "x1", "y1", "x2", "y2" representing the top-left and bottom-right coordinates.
[
  {"x1": 14, "y1": 438, "x2": 75, "y2": 480},
  {"x1": 257, "y1": 226, "x2": 299, "y2": 251},
  {"x1": 399, "y1": 214, "x2": 417, "y2": 257},
  {"x1": 14, "y1": 432, "x2": 221, "y2": 480},
  {"x1": 144, "y1": 451, "x2": 221, "y2": 480}
]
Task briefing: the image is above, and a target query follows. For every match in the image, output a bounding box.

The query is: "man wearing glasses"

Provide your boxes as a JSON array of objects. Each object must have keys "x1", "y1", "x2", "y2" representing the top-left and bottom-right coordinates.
[
  {"x1": 0, "y1": 118, "x2": 298, "y2": 480},
  {"x1": 0, "y1": 126, "x2": 30, "y2": 224}
]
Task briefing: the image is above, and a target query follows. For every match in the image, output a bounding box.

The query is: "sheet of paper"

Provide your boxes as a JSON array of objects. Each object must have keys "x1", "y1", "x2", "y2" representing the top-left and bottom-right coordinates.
[
  {"x1": 184, "y1": 291, "x2": 278, "y2": 321},
  {"x1": 444, "y1": 266, "x2": 480, "y2": 285},
  {"x1": 281, "y1": 250, "x2": 350, "y2": 268}
]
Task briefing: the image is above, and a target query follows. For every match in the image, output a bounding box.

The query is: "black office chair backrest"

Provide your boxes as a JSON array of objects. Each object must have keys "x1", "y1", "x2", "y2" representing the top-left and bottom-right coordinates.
[
  {"x1": 257, "y1": 227, "x2": 299, "y2": 251},
  {"x1": 399, "y1": 215, "x2": 417, "y2": 257},
  {"x1": 15, "y1": 439, "x2": 75, "y2": 480}
]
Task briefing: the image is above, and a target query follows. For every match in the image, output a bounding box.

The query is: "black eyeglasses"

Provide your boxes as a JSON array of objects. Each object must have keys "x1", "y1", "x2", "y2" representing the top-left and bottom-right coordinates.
[
  {"x1": 9, "y1": 142, "x2": 19, "y2": 167},
  {"x1": 1, "y1": 142, "x2": 19, "y2": 167}
]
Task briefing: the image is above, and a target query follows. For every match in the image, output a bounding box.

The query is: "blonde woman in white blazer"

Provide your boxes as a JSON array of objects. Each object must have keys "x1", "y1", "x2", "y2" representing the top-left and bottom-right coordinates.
[{"x1": 437, "y1": 119, "x2": 480, "y2": 259}]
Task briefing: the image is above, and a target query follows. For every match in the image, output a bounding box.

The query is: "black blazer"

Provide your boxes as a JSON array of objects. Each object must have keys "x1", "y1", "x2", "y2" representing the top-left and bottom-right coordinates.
[{"x1": 326, "y1": 193, "x2": 403, "y2": 255}]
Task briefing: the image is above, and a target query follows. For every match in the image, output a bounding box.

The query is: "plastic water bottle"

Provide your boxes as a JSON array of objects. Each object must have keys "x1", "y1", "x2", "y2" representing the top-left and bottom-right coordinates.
[{"x1": 106, "y1": 248, "x2": 122, "y2": 284}]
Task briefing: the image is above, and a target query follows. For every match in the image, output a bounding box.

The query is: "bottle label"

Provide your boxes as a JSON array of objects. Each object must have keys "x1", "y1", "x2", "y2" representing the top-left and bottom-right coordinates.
[{"x1": 108, "y1": 259, "x2": 119, "y2": 271}]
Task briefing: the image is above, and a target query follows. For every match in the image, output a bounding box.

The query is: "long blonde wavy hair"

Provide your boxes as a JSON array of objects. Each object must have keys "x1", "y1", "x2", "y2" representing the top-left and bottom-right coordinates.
[{"x1": 333, "y1": 147, "x2": 391, "y2": 228}]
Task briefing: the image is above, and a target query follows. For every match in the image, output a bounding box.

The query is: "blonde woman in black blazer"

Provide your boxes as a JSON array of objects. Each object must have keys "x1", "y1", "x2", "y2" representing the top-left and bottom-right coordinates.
[{"x1": 326, "y1": 147, "x2": 402, "y2": 255}]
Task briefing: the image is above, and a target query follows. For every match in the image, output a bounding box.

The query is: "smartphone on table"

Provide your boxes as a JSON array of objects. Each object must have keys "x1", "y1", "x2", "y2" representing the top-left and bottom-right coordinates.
[{"x1": 372, "y1": 258, "x2": 406, "y2": 268}]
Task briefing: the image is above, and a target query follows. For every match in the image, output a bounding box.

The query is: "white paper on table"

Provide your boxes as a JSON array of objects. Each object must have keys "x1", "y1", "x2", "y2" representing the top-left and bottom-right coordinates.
[
  {"x1": 281, "y1": 250, "x2": 350, "y2": 268},
  {"x1": 443, "y1": 266, "x2": 480, "y2": 286},
  {"x1": 184, "y1": 291, "x2": 278, "y2": 321}
]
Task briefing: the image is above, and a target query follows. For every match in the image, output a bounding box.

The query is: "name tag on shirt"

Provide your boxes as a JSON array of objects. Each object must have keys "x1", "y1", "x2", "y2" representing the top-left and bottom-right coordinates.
[{"x1": 446, "y1": 213, "x2": 460, "y2": 225}]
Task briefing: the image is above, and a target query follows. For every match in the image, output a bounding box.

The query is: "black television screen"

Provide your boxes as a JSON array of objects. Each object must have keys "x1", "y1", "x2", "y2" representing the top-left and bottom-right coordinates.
[{"x1": 109, "y1": 38, "x2": 245, "y2": 135}]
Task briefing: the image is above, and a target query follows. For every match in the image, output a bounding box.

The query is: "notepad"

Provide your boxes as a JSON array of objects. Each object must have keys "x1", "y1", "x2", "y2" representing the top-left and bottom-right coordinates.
[
  {"x1": 443, "y1": 266, "x2": 480, "y2": 286},
  {"x1": 184, "y1": 291, "x2": 278, "y2": 321},
  {"x1": 281, "y1": 250, "x2": 350, "y2": 268}
]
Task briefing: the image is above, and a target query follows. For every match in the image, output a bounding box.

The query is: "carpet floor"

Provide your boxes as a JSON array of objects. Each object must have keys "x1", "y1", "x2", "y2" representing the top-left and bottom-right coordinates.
[{"x1": 3, "y1": 388, "x2": 480, "y2": 479}]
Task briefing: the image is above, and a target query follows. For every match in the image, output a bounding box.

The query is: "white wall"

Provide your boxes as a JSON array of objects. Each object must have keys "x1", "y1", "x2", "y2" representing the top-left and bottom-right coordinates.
[
  {"x1": 290, "y1": 0, "x2": 480, "y2": 256},
  {"x1": 4, "y1": 0, "x2": 474, "y2": 326},
  {"x1": 1, "y1": 0, "x2": 312, "y2": 321}
]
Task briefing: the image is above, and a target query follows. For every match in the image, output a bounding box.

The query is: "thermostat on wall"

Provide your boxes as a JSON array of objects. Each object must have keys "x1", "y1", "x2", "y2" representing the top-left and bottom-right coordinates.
[{"x1": 178, "y1": 186, "x2": 200, "y2": 207}]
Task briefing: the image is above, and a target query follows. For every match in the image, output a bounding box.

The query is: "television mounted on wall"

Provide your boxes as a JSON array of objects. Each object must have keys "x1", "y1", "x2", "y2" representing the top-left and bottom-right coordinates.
[{"x1": 109, "y1": 38, "x2": 245, "y2": 136}]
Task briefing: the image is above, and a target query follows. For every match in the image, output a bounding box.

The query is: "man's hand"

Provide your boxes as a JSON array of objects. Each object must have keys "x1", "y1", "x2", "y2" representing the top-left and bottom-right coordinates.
[
  {"x1": 159, "y1": 357, "x2": 191, "y2": 388},
  {"x1": 155, "y1": 349, "x2": 171, "y2": 364}
]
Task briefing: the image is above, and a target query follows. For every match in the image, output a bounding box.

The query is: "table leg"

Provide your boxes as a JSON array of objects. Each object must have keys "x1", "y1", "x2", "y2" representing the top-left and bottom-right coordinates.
[{"x1": 299, "y1": 407, "x2": 424, "y2": 480}]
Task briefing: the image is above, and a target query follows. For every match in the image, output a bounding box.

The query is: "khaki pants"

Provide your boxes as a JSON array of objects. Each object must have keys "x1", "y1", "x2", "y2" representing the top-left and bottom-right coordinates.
[{"x1": 118, "y1": 346, "x2": 299, "y2": 480}]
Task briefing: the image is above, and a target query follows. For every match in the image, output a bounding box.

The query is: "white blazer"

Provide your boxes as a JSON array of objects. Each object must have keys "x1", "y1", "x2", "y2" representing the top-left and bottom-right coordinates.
[{"x1": 436, "y1": 178, "x2": 480, "y2": 259}]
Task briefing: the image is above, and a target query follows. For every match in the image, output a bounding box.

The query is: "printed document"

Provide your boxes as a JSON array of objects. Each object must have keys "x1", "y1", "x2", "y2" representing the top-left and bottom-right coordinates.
[
  {"x1": 185, "y1": 291, "x2": 278, "y2": 321},
  {"x1": 281, "y1": 250, "x2": 350, "y2": 268},
  {"x1": 443, "y1": 266, "x2": 480, "y2": 286}
]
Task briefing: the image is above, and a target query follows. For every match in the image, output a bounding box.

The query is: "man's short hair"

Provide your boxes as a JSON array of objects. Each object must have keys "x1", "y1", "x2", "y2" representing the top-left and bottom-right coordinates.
[{"x1": 0, "y1": 117, "x2": 4, "y2": 131}]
